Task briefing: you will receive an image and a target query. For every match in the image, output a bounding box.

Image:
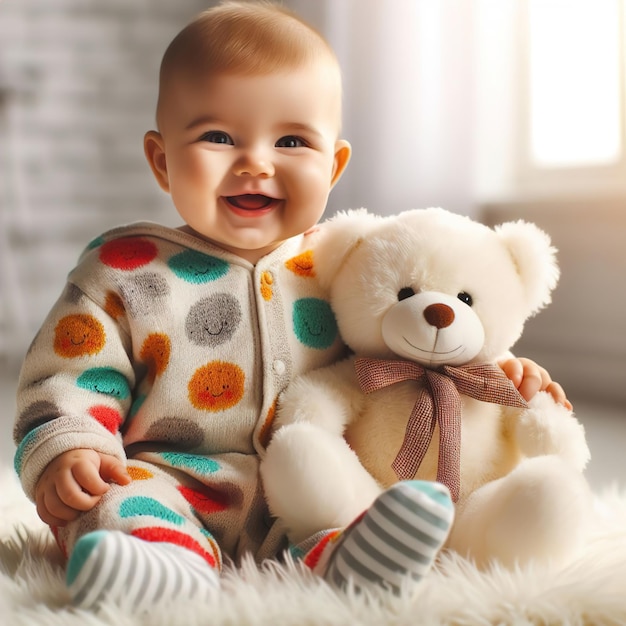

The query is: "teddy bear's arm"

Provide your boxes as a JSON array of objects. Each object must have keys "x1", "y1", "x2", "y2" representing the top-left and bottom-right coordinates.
[
  {"x1": 274, "y1": 356, "x2": 366, "y2": 436},
  {"x1": 506, "y1": 391, "x2": 591, "y2": 472}
]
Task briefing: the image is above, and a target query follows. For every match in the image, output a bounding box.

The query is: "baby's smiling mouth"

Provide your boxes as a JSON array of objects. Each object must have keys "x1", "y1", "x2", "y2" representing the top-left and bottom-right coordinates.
[{"x1": 226, "y1": 194, "x2": 276, "y2": 210}]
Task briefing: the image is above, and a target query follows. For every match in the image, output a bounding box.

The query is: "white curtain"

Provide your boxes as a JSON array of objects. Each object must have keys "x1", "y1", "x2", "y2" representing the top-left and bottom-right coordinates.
[{"x1": 289, "y1": 0, "x2": 484, "y2": 218}]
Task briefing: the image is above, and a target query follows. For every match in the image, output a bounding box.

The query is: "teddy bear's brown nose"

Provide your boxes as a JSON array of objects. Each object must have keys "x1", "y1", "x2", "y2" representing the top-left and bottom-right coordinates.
[{"x1": 423, "y1": 303, "x2": 455, "y2": 329}]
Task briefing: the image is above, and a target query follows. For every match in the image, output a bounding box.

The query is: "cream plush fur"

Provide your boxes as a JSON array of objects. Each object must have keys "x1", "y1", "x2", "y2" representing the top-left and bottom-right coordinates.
[{"x1": 261, "y1": 208, "x2": 592, "y2": 569}]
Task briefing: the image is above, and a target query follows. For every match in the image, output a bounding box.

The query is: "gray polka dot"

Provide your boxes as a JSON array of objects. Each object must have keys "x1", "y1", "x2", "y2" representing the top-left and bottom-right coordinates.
[
  {"x1": 185, "y1": 293, "x2": 242, "y2": 347},
  {"x1": 145, "y1": 417, "x2": 204, "y2": 450},
  {"x1": 64, "y1": 283, "x2": 83, "y2": 304},
  {"x1": 14, "y1": 400, "x2": 61, "y2": 442},
  {"x1": 120, "y1": 272, "x2": 170, "y2": 316}
]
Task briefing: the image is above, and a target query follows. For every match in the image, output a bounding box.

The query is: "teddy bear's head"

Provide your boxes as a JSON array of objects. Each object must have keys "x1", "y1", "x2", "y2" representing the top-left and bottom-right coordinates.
[{"x1": 312, "y1": 208, "x2": 559, "y2": 366}]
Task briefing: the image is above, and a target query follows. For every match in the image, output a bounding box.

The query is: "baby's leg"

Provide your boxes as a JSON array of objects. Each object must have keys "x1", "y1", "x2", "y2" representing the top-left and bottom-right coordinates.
[
  {"x1": 299, "y1": 481, "x2": 454, "y2": 594},
  {"x1": 56, "y1": 460, "x2": 221, "y2": 612}
]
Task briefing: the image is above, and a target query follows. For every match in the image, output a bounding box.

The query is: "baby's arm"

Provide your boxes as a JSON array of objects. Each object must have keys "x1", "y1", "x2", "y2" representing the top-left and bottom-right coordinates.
[
  {"x1": 499, "y1": 356, "x2": 572, "y2": 409},
  {"x1": 34, "y1": 449, "x2": 131, "y2": 527}
]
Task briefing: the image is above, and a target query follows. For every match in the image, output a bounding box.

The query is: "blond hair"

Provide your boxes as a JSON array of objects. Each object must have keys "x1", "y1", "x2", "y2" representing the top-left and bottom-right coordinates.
[{"x1": 161, "y1": 1, "x2": 338, "y2": 77}]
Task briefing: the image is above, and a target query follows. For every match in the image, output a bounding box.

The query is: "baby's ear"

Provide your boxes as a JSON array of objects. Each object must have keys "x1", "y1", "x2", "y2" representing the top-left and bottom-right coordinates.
[
  {"x1": 495, "y1": 220, "x2": 560, "y2": 314},
  {"x1": 310, "y1": 209, "x2": 381, "y2": 288}
]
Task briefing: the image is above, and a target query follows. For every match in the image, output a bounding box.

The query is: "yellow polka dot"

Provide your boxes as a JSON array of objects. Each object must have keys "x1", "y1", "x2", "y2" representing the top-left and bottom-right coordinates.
[
  {"x1": 260, "y1": 271, "x2": 273, "y2": 301},
  {"x1": 54, "y1": 314, "x2": 106, "y2": 358},
  {"x1": 127, "y1": 466, "x2": 154, "y2": 481},
  {"x1": 285, "y1": 250, "x2": 315, "y2": 278}
]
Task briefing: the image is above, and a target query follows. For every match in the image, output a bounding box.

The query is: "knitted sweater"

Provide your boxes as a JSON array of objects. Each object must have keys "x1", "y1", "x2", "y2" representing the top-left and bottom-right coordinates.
[{"x1": 14, "y1": 222, "x2": 346, "y2": 501}]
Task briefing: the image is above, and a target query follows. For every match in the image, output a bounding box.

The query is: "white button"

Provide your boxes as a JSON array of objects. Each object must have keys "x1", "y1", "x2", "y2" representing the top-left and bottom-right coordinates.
[{"x1": 273, "y1": 360, "x2": 286, "y2": 375}]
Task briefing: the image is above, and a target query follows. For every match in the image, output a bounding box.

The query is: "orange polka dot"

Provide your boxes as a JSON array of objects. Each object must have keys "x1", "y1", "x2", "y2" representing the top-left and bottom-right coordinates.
[
  {"x1": 54, "y1": 314, "x2": 106, "y2": 358},
  {"x1": 258, "y1": 398, "x2": 277, "y2": 448},
  {"x1": 188, "y1": 361, "x2": 245, "y2": 412},
  {"x1": 285, "y1": 250, "x2": 315, "y2": 277},
  {"x1": 104, "y1": 291, "x2": 125, "y2": 319},
  {"x1": 140, "y1": 333, "x2": 171, "y2": 382},
  {"x1": 260, "y1": 271, "x2": 273, "y2": 301},
  {"x1": 127, "y1": 466, "x2": 154, "y2": 481}
]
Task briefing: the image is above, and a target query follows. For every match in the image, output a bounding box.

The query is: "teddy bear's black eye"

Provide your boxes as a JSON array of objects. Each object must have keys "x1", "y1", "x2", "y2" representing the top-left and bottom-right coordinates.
[
  {"x1": 397, "y1": 287, "x2": 415, "y2": 301},
  {"x1": 457, "y1": 292, "x2": 473, "y2": 306}
]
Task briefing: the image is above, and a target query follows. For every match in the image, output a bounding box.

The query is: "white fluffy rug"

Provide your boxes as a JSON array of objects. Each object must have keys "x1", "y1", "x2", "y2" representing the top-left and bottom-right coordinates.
[{"x1": 2, "y1": 466, "x2": 626, "y2": 626}]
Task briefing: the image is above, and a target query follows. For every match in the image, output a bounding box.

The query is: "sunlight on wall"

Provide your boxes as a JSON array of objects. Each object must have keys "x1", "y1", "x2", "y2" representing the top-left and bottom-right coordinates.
[{"x1": 528, "y1": 0, "x2": 622, "y2": 167}]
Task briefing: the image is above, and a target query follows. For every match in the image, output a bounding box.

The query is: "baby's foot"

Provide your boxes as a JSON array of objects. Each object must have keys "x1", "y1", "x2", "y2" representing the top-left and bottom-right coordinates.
[
  {"x1": 67, "y1": 530, "x2": 220, "y2": 611},
  {"x1": 325, "y1": 480, "x2": 453, "y2": 594}
]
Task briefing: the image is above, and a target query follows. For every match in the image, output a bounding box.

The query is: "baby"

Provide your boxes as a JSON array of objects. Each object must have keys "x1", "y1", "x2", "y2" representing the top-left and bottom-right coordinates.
[{"x1": 13, "y1": 0, "x2": 568, "y2": 612}]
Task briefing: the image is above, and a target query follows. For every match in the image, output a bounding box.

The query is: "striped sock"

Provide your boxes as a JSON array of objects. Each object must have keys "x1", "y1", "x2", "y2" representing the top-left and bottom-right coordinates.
[
  {"x1": 67, "y1": 530, "x2": 220, "y2": 612},
  {"x1": 324, "y1": 480, "x2": 454, "y2": 594}
]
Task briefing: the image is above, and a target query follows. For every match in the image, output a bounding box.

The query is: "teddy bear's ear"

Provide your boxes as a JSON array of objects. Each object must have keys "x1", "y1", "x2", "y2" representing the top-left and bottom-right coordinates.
[
  {"x1": 495, "y1": 220, "x2": 560, "y2": 314},
  {"x1": 311, "y1": 209, "x2": 383, "y2": 288}
]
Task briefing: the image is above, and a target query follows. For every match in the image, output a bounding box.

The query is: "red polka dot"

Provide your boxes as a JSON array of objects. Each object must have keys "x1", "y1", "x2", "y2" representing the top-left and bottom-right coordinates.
[
  {"x1": 131, "y1": 527, "x2": 217, "y2": 567},
  {"x1": 178, "y1": 485, "x2": 229, "y2": 515},
  {"x1": 99, "y1": 238, "x2": 158, "y2": 271},
  {"x1": 88, "y1": 405, "x2": 123, "y2": 434}
]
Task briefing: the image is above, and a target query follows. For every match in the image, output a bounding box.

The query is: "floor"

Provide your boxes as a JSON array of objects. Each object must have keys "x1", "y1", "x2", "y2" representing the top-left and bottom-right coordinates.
[{"x1": 1, "y1": 358, "x2": 625, "y2": 493}]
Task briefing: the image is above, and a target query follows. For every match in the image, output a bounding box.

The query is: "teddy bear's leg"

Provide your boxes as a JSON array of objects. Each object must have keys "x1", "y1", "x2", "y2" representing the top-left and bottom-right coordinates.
[
  {"x1": 322, "y1": 480, "x2": 454, "y2": 594},
  {"x1": 260, "y1": 422, "x2": 383, "y2": 544},
  {"x1": 448, "y1": 455, "x2": 592, "y2": 569}
]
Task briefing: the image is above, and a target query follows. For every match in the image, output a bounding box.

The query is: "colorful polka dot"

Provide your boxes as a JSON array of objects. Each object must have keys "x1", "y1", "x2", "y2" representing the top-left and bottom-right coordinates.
[
  {"x1": 188, "y1": 361, "x2": 245, "y2": 412},
  {"x1": 178, "y1": 485, "x2": 229, "y2": 515},
  {"x1": 145, "y1": 418, "x2": 204, "y2": 449},
  {"x1": 14, "y1": 400, "x2": 61, "y2": 442},
  {"x1": 88, "y1": 405, "x2": 123, "y2": 434},
  {"x1": 292, "y1": 298, "x2": 338, "y2": 349},
  {"x1": 139, "y1": 333, "x2": 171, "y2": 381},
  {"x1": 260, "y1": 271, "x2": 273, "y2": 300},
  {"x1": 127, "y1": 466, "x2": 154, "y2": 481},
  {"x1": 86, "y1": 235, "x2": 105, "y2": 251},
  {"x1": 185, "y1": 294, "x2": 242, "y2": 347},
  {"x1": 258, "y1": 398, "x2": 277, "y2": 448},
  {"x1": 168, "y1": 250, "x2": 229, "y2": 284},
  {"x1": 159, "y1": 452, "x2": 220, "y2": 475},
  {"x1": 104, "y1": 291, "x2": 125, "y2": 320},
  {"x1": 119, "y1": 496, "x2": 185, "y2": 525},
  {"x1": 54, "y1": 314, "x2": 106, "y2": 358},
  {"x1": 99, "y1": 238, "x2": 158, "y2": 271},
  {"x1": 76, "y1": 367, "x2": 130, "y2": 399},
  {"x1": 285, "y1": 250, "x2": 315, "y2": 277},
  {"x1": 131, "y1": 527, "x2": 217, "y2": 567},
  {"x1": 120, "y1": 273, "x2": 170, "y2": 317}
]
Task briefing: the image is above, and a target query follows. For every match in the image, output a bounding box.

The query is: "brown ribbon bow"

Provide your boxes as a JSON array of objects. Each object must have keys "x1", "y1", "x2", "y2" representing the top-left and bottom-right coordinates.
[{"x1": 354, "y1": 357, "x2": 529, "y2": 502}]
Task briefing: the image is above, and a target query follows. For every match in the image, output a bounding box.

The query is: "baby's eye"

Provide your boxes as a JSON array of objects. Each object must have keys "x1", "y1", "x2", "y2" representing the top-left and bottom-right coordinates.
[
  {"x1": 200, "y1": 131, "x2": 234, "y2": 145},
  {"x1": 276, "y1": 135, "x2": 306, "y2": 148},
  {"x1": 457, "y1": 292, "x2": 473, "y2": 306},
  {"x1": 397, "y1": 287, "x2": 415, "y2": 301}
]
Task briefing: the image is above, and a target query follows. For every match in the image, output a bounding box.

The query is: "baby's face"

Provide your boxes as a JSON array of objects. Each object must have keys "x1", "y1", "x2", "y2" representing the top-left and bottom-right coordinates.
[{"x1": 154, "y1": 63, "x2": 350, "y2": 263}]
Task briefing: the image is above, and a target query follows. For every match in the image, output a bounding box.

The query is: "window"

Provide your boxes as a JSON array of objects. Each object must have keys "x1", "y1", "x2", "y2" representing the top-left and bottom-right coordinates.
[{"x1": 519, "y1": 0, "x2": 626, "y2": 191}]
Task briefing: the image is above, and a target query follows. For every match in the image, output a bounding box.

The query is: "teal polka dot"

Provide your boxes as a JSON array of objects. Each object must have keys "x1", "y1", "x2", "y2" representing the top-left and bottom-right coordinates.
[
  {"x1": 119, "y1": 496, "x2": 185, "y2": 525},
  {"x1": 76, "y1": 367, "x2": 130, "y2": 399},
  {"x1": 292, "y1": 298, "x2": 338, "y2": 349},
  {"x1": 129, "y1": 394, "x2": 146, "y2": 418},
  {"x1": 14, "y1": 426, "x2": 43, "y2": 476},
  {"x1": 160, "y1": 452, "x2": 220, "y2": 475},
  {"x1": 86, "y1": 235, "x2": 105, "y2": 251},
  {"x1": 168, "y1": 251, "x2": 229, "y2": 284}
]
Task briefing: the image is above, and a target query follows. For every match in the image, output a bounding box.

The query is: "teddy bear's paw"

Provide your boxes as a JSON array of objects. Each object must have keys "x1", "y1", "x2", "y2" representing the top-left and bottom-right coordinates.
[
  {"x1": 515, "y1": 391, "x2": 590, "y2": 471},
  {"x1": 260, "y1": 423, "x2": 382, "y2": 544}
]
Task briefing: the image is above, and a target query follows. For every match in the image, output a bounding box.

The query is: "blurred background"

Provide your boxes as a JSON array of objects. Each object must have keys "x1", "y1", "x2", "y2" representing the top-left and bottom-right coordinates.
[{"x1": 1, "y1": 0, "x2": 624, "y2": 490}]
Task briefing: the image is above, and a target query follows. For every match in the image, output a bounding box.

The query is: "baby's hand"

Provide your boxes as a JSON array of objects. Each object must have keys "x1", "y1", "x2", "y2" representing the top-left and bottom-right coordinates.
[
  {"x1": 34, "y1": 449, "x2": 131, "y2": 527},
  {"x1": 499, "y1": 357, "x2": 573, "y2": 410}
]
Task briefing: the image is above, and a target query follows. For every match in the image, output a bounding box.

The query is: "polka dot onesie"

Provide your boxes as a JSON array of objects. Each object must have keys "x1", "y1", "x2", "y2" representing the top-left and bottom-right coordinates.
[{"x1": 13, "y1": 222, "x2": 347, "y2": 568}]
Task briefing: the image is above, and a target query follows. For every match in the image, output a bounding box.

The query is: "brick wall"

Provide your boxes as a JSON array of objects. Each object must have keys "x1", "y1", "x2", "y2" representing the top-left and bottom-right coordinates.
[{"x1": 0, "y1": 0, "x2": 213, "y2": 359}]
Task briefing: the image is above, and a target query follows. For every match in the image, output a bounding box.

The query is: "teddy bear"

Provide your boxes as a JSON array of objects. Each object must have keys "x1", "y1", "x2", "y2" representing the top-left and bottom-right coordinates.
[{"x1": 260, "y1": 207, "x2": 592, "y2": 570}]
